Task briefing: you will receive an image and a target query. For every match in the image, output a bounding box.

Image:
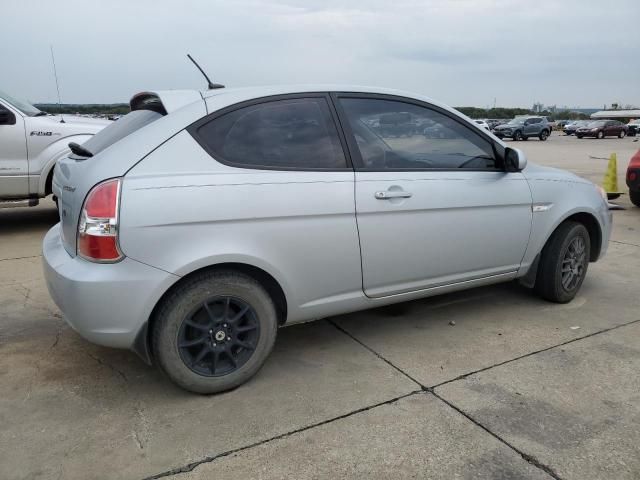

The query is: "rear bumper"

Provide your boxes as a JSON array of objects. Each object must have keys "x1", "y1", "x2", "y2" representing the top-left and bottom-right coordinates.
[{"x1": 42, "y1": 223, "x2": 179, "y2": 350}]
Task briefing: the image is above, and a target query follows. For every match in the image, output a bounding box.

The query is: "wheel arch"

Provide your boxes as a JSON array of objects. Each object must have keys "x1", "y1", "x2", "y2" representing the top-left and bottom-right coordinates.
[
  {"x1": 136, "y1": 262, "x2": 289, "y2": 365},
  {"x1": 543, "y1": 211, "x2": 602, "y2": 262},
  {"x1": 36, "y1": 134, "x2": 94, "y2": 196}
]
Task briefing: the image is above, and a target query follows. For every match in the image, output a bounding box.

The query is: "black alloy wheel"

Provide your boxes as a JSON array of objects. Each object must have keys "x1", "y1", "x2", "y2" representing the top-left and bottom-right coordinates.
[
  {"x1": 178, "y1": 296, "x2": 260, "y2": 377},
  {"x1": 560, "y1": 236, "x2": 587, "y2": 292}
]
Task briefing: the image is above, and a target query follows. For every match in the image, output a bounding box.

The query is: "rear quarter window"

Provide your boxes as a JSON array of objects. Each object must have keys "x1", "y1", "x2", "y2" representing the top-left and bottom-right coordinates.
[{"x1": 192, "y1": 97, "x2": 347, "y2": 170}]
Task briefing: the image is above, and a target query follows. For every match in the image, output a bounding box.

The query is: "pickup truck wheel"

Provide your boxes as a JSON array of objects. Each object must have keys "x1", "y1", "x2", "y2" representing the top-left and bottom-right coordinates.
[
  {"x1": 597, "y1": 131, "x2": 605, "y2": 139},
  {"x1": 513, "y1": 130, "x2": 523, "y2": 141},
  {"x1": 152, "y1": 270, "x2": 278, "y2": 394},
  {"x1": 539, "y1": 130, "x2": 549, "y2": 141},
  {"x1": 619, "y1": 130, "x2": 626, "y2": 138},
  {"x1": 535, "y1": 221, "x2": 590, "y2": 304},
  {"x1": 630, "y1": 190, "x2": 640, "y2": 207}
]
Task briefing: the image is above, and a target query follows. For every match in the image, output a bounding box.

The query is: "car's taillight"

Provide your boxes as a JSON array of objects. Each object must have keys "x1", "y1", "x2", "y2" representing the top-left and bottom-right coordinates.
[{"x1": 77, "y1": 178, "x2": 123, "y2": 262}]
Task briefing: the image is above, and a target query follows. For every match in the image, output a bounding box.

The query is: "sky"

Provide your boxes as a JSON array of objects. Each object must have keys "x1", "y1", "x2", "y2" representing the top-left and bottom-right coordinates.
[{"x1": 2, "y1": 0, "x2": 639, "y2": 108}]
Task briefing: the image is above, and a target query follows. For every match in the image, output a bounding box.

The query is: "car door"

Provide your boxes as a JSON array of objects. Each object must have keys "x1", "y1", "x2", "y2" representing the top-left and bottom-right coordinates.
[
  {"x1": 525, "y1": 118, "x2": 540, "y2": 136},
  {"x1": 0, "y1": 101, "x2": 28, "y2": 198},
  {"x1": 334, "y1": 94, "x2": 532, "y2": 298}
]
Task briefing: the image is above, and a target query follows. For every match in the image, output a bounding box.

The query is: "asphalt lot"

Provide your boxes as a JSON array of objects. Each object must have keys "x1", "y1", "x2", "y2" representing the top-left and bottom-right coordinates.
[{"x1": 1, "y1": 133, "x2": 639, "y2": 480}]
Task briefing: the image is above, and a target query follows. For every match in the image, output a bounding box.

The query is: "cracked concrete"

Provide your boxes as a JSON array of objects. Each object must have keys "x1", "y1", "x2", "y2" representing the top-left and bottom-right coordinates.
[{"x1": 0, "y1": 134, "x2": 639, "y2": 479}]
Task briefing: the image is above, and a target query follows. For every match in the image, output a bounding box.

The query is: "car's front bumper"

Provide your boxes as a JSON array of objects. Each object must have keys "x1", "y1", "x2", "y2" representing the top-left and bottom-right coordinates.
[{"x1": 42, "y1": 223, "x2": 179, "y2": 350}]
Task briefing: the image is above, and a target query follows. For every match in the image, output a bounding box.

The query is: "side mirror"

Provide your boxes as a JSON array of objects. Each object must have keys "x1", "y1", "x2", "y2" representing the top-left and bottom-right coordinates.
[
  {"x1": 505, "y1": 147, "x2": 527, "y2": 172},
  {"x1": 0, "y1": 108, "x2": 16, "y2": 125}
]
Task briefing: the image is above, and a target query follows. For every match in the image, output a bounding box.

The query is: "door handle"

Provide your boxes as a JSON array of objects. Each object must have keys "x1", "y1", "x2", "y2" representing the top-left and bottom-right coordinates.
[{"x1": 375, "y1": 191, "x2": 412, "y2": 200}]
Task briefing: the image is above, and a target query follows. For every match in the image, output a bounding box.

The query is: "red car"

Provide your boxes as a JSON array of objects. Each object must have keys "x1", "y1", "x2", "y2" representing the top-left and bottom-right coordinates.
[
  {"x1": 627, "y1": 149, "x2": 640, "y2": 207},
  {"x1": 576, "y1": 120, "x2": 628, "y2": 139}
]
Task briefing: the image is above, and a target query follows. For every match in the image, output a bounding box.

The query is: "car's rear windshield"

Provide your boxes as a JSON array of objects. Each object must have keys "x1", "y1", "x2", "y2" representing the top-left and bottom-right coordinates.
[{"x1": 73, "y1": 109, "x2": 162, "y2": 157}]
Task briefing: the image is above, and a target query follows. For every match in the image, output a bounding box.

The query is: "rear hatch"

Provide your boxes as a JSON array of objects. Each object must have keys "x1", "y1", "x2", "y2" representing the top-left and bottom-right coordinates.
[{"x1": 53, "y1": 90, "x2": 206, "y2": 256}]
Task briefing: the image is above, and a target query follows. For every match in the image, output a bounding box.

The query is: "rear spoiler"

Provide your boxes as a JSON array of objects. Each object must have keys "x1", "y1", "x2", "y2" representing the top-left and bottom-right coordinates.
[{"x1": 129, "y1": 90, "x2": 204, "y2": 115}]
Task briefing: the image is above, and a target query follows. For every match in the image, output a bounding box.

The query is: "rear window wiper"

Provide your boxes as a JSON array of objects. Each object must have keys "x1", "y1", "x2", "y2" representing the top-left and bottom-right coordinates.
[{"x1": 68, "y1": 141, "x2": 93, "y2": 158}]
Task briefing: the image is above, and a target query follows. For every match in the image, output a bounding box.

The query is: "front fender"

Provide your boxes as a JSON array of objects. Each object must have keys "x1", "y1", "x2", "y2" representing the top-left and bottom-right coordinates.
[
  {"x1": 33, "y1": 134, "x2": 94, "y2": 196},
  {"x1": 518, "y1": 180, "x2": 610, "y2": 275}
]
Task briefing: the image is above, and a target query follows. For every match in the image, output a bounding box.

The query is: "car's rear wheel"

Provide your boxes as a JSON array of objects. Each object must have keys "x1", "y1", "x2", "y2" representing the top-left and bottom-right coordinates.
[
  {"x1": 619, "y1": 130, "x2": 626, "y2": 138},
  {"x1": 597, "y1": 131, "x2": 605, "y2": 139},
  {"x1": 535, "y1": 221, "x2": 590, "y2": 303},
  {"x1": 630, "y1": 189, "x2": 640, "y2": 207},
  {"x1": 152, "y1": 270, "x2": 278, "y2": 394},
  {"x1": 513, "y1": 130, "x2": 523, "y2": 141},
  {"x1": 539, "y1": 130, "x2": 549, "y2": 141}
]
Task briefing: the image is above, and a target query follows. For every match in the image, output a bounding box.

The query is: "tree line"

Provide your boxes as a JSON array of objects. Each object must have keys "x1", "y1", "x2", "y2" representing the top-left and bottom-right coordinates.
[{"x1": 35, "y1": 103, "x2": 130, "y2": 115}]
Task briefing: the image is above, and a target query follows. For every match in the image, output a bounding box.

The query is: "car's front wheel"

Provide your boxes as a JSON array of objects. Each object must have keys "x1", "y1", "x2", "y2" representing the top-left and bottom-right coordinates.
[
  {"x1": 577, "y1": 134, "x2": 583, "y2": 139},
  {"x1": 630, "y1": 189, "x2": 640, "y2": 207},
  {"x1": 152, "y1": 270, "x2": 278, "y2": 394},
  {"x1": 539, "y1": 130, "x2": 549, "y2": 141},
  {"x1": 535, "y1": 221, "x2": 590, "y2": 303},
  {"x1": 513, "y1": 130, "x2": 523, "y2": 141},
  {"x1": 597, "y1": 131, "x2": 605, "y2": 139}
]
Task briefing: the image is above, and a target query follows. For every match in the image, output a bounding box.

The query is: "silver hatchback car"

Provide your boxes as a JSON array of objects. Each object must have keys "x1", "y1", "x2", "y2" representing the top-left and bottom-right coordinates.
[{"x1": 43, "y1": 86, "x2": 612, "y2": 393}]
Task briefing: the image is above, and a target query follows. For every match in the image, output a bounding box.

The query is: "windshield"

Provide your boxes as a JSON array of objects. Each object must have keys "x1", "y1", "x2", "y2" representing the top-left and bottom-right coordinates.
[
  {"x1": 0, "y1": 89, "x2": 42, "y2": 116},
  {"x1": 507, "y1": 118, "x2": 525, "y2": 125},
  {"x1": 588, "y1": 121, "x2": 606, "y2": 127}
]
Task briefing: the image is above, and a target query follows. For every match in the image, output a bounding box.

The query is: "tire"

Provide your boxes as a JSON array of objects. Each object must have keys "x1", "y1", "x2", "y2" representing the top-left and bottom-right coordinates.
[
  {"x1": 535, "y1": 221, "x2": 590, "y2": 303},
  {"x1": 619, "y1": 130, "x2": 626, "y2": 138},
  {"x1": 513, "y1": 130, "x2": 523, "y2": 141},
  {"x1": 576, "y1": 134, "x2": 583, "y2": 139},
  {"x1": 539, "y1": 129, "x2": 549, "y2": 141},
  {"x1": 630, "y1": 189, "x2": 640, "y2": 207},
  {"x1": 597, "y1": 130, "x2": 605, "y2": 139},
  {"x1": 152, "y1": 270, "x2": 278, "y2": 394}
]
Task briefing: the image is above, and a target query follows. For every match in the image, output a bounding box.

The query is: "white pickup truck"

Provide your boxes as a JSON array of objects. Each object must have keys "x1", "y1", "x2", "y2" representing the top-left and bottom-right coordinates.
[{"x1": 0, "y1": 90, "x2": 109, "y2": 208}]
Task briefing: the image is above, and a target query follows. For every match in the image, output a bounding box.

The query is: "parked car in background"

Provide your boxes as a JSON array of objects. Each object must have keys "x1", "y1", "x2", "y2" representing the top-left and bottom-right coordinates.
[
  {"x1": 473, "y1": 119, "x2": 490, "y2": 130},
  {"x1": 493, "y1": 116, "x2": 551, "y2": 141},
  {"x1": 486, "y1": 119, "x2": 504, "y2": 130},
  {"x1": 542, "y1": 116, "x2": 556, "y2": 130},
  {"x1": 43, "y1": 85, "x2": 611, "y2": 394},
  {"x1": 564, "y1": 120, "x2": 590, "y2": 135},
  {"x1": 627, "y1": 149, "x2": 640, "y2": 207},
  {"x1": 0, "y1": 90, "x2": 109, "y2": 208},
  {"x1": 627, "y1": 119, "x2": 640, "y2": 137},
  {"x1": 576, "y1": 120, "x2": 628, "y2": 139}
]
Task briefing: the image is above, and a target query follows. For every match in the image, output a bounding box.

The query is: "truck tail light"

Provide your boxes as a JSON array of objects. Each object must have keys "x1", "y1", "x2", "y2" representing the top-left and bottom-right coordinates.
[{"x1": 77, "y1": 178, "x2": 123, "y2": 262}]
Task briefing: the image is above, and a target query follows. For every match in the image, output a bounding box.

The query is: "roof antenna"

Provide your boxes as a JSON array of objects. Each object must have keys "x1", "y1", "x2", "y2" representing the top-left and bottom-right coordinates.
[
  {"x1": 187, "y1": 54, "x2": 224, "y2": 90},
  {"x1": 50, "y1": 45, "x2": 65, "y2": 123}
]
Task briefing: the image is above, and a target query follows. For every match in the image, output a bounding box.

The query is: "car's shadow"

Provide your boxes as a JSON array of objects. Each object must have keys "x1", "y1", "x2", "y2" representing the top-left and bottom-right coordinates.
[{"x1": 40, "y1": 279, "x2": 546, "y2": 401}]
